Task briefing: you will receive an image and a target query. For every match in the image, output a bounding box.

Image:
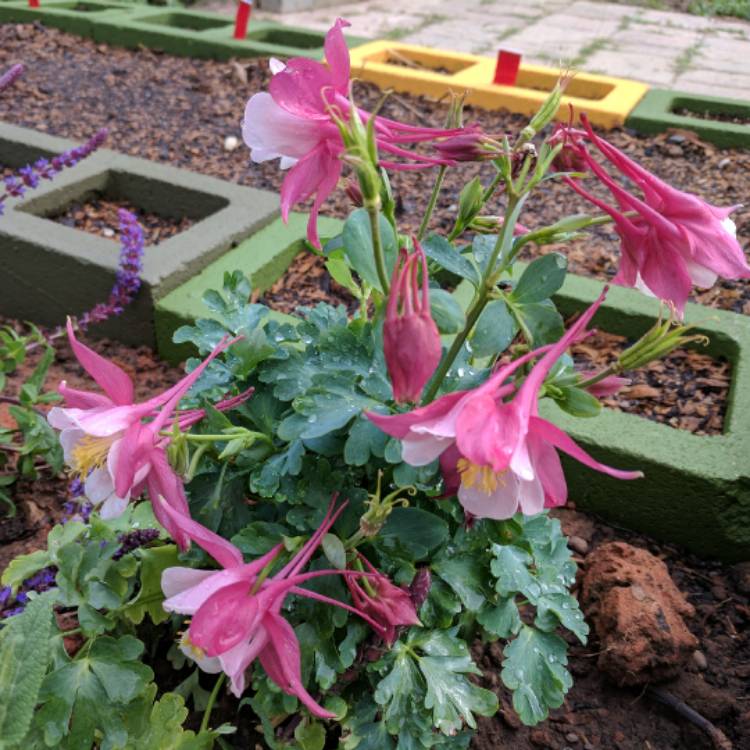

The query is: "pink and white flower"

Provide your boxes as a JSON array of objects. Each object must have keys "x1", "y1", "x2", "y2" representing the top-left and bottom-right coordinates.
[
  {"x1": 47, "y1": 322, "x2": 244, "y2": 546},
  {"x1": 367, "y1": 290, "x2": 642, "y2": 520},
  {"x1": 558, "y1": 115, "x2": 750, "y2": 315},
  {"x1": 242, "y1": 18, "x2": 471, "y2": 248},
  {"x1": 160, "y1": 498, "x2": 383, "y2": 714}
]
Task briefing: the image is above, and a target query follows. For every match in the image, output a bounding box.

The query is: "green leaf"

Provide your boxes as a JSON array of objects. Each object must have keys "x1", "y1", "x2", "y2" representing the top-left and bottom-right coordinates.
[
  {"x1": 456, "y1": 177, "x2": 484, "y2": 230},
  {"x1": 124, "y1": 689, "x2": 217, "y2": 749},
  {"x1": 0, "y1": 594, "x2": 55, "y2": 749},
  {"x1": 432, "y1": 554, "x2": 487, "y2": 612},
  {"x1": 512, "y1": 300, "x2": 564, "y2": 346},
  {"x1": 501, "y1": 626, "x2": 572, "y2": 725},
  {"x1": 416, "y1": 631, "x2": 498, "y2": 734},
  {"x1": 421, "y1": 235, "x2": 480, "y2": 286},
  {"x1": 429, "y1": 289, "x2": 466, "y2": 334},
  {"x1": 122, "y1": 545, "x2": 180, "y2": 626},
  {"x1": 343, "y1": 417, "x2": 389, "y2": 467},
  {"x1": 1, "y1": 549, "x2": 50, "y2": 590},
  {"x1": 374, "y1": 643, "x2": 422, "y2": 733},
  {"x1": 510, "y1": 254, "x2": 567, "y2": 304},
  {"x1": 321, "y1": 533, "x2": 346, "y2": 570},
  {"x1": 534, "y1": 593, "x2": 589, "y2": 643},
  {"x1": 471, "y1": 299, "x2": 518, "y2": 358},
  {"x1": 280, "y1": 385, "x2": 377, "y2": 441},
  {"x1": 294, "y1": 719, "x2": 326, "y2": 750},
  {"x1": 326, "y1": 254, "x2": 362, "y2": 297},
  {"x1": 490, "y1": 545, "x2": 535, "y2": 596},
  {"x1": 232, "y1": 521, "x2": 290, "y2": 555},
  {"x1": 38, "y1": 635, "x2": 154, "y2": 749},
  {"x1": 553, "y1": 386, "x2": 602, "y2": 418},
  {"x1": 342, "y1": 209, "x2": 398, "y2": 292},
  {"x1": 477, "y1": 597, "x2": 522, "y2": 638},
  {"x1": 380, "y1": 508, "x2": 449, "y2": 560}
]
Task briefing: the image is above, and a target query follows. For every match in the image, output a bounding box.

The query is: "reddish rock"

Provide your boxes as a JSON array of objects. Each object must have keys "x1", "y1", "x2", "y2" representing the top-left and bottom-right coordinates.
[{"x1": 580, "y1": 542, "x2": 698, "y2": 686}]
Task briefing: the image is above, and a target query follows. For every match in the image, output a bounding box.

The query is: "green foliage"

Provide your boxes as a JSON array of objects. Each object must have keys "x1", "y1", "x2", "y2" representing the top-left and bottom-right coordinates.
[
  {"x1": 0, "y1": 594, "x2": 55, "y2": 749},
  {"x1": 0, "y1": 329, "x2": 62, "y2": 513}
]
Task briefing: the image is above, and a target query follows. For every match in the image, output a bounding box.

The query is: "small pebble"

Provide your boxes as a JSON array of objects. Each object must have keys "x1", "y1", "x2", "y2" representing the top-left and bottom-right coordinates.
[
  {"x1": 692, "y1": 649, "x2": 708, "y2": 670},
  {"x1": 569, "y1": 536, "x2": 589, "y2": 555},
  {"x1": 566, "y1": 732, "x2": 580, "y2": 743},
  {"x1": 102, "y1": 227, "x2": 115, "y2": 238},
  {"x1": 667, "y1": 134, "x2": 685, "y2": 144},
  {"x1": 717, "y1": 157, "x2": 731, "y2": 169},
  {"x1": 224, "y1": 135, "x2": 239, "y2": 152}
]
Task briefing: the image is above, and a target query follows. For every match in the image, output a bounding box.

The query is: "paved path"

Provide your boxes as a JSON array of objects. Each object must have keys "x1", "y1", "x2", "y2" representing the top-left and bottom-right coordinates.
[{"x1": 244, "y1": 0, "x2": 750, "y2": 99}]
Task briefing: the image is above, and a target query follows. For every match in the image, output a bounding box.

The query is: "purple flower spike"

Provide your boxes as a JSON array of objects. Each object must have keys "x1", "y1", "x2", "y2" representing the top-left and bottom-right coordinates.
[
  {"x1": 76, "y1": 209, "x2": 144, "y2": 330},
  {"x1": 0, "y1": 63, "x2": 24, "y2": 93}
]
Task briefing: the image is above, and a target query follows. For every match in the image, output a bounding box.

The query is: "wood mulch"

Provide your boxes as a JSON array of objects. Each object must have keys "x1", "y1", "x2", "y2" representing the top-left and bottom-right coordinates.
[
  {"x1": 50, "y1": 195, "x2": 194, "y2": 245},
  {"x1": 1, "y1": 23, "x2": 746, "y2": 437}
]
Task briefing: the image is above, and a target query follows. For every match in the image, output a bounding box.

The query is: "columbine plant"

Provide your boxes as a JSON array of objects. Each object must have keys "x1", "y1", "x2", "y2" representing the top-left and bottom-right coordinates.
[{"x1": 1, "y1": 22, "x2": 742, "y2": 749}]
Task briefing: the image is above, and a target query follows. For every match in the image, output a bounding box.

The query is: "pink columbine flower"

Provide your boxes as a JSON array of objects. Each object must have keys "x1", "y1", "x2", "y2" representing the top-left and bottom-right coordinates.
[
  {"x1": 47, "y1": 322, "x2": 244, "y2": 545},
  {"x1": 384, "y1": 241, "x2": 442, "y2": 403},
  {"x1": 345, "y1": 554, "x2": 421, "y2": 645},
  {"x1": 160, "y1": 498, "x2": 384, "y2": 715},
  {"x1": 242, "y1": 18, "x2": 469, "y2": 248},
  {"x1": 557, "y1": 115, "x2": 750, "y2": 315},
  {"x1": 367, "y1": 290, "x2": 642, "y2": 520}
]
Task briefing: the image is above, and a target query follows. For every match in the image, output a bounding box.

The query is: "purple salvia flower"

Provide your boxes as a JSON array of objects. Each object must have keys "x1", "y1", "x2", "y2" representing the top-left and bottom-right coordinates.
[
  {"x1": 0, "y1": 63, "x2": 24, "y2": 93},
  {"x1": 0, "y1": 129, "x2": 108, "y2": 217},
  {"x1": 113, "y1": 528, "x2": 160, "y2": 560},
  {"x1": 77, "y1": 209, "x2": 143, "y2": 330},
  {"x1": 0, "y1": 587, "x2": 10, "y2": 607}
]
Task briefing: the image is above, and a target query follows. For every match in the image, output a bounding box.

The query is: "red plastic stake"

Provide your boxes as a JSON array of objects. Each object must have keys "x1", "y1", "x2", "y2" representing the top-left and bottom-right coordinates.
[
  {"x1": 493, "y1": 49, "x2": 521, "y2": 86},
  {"x1": 29, "y1": 0, "x2": 40, "y2": 7},
  {"x1": 233, "y1": 0, "x2": 252, "y2": 40}
]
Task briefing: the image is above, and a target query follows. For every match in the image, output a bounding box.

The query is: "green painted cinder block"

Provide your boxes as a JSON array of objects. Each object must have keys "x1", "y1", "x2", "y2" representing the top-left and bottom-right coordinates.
[
  {"x1": 0, "y1": 123, "x2": 279, "y2": 348},
  {"x1": 154, "y1": 213, "x2": 342, "y2": 363},
  {"x1": 626, "y1": 88, "x2": 750, "y2": 149},
  {"x1": 0, "y1": 1, "x2": 366, "y2": 61},
  {"x1": 544, "y1": 273, "x2": 750, "y2": 562},
  {"x1": 0, "y1": 0, "x2": 134, "y2": 36}
]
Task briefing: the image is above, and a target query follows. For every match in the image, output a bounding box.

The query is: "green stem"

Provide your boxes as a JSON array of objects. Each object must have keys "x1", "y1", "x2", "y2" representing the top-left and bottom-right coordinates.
[
  {"x1": 185, "y1": 443, "x2": 210, "y2": 483},
  {"x1": 366, "y1": 201, "x2": 390, "y2": 294},
  {"x1": 417, "y1": 165, "x2": 447, "y2": 241},
  {"x1": 481, "y1": 170, "x2": 505, "y2": 205},
  {"x1": 422, "y1": 195, "x2": 520, "y2": 404},
  {"x1": 200, "y1": 673, "x2": 226, "y2": 734}
]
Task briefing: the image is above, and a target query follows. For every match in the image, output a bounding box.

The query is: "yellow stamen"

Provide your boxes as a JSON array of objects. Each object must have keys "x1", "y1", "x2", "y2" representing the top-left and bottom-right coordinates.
[
  {"x1": 180, "y1": 631, "x2": 206, "y2": 660},
  {"x1": 457, "y1": 458, "x2": 506, "y2": 495},
  {"x1": 70, "y1": 434, "x2": 115, "y2": 478}
]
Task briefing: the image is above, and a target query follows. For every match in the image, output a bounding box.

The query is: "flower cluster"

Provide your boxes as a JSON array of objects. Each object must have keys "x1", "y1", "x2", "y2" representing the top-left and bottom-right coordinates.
[
  {"x1": 553, "y1": 115, "x2": 750, "y2": 314},
  {"x1": 76, "y1": 209, "x2": 144, "y2": 330},
  {"x1": 0, "y1": 566, "x2": 56, "y2": 619},
  {"x1": 0, "y1": 129, "x2": 108, "y2": 216},
  {"x1": 0, "y1": 62, "x2": 24, "y2": 92}
]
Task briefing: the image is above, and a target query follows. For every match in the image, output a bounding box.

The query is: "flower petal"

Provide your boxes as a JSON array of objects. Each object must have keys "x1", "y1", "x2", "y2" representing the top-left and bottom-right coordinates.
[
  {"x1": 530, "y1": 416, "x2": 643, "y2": 480},
  {"x1": 189, "y1": 580, "x2": 259, "y2": 657},
  {"x1": 259, "y1": 612, "x2": 336, "y2": 719},
  {"x1": 66, "y1": 320, "x2": 134, "y2": 405},
  {"x1": 458, "y1": 472, "x2": 520, "y2": 520},
  {"x1": 324, "y1": 17, "x2": 352, "y2": 93},
  {"x1": 242, "y1": 92, "x2": 325, "y2": 164}
]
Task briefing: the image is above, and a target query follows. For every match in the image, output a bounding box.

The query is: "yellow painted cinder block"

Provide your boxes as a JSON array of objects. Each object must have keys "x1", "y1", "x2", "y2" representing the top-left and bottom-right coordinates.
[{"x1": 349, "y1": 41, "x2": 650, "y2": 129}]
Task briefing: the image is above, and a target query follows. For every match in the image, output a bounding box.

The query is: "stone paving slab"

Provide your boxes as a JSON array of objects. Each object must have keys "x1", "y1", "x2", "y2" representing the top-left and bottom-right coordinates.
[{"x1": 211, "y1": 0, "x2": 750, "y2": 100}]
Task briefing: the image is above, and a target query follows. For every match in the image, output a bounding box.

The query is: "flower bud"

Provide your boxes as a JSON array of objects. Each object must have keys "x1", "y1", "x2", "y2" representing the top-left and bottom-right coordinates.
[
  {"x1": 384, "y1": 241, "x2": 442, "y2": 403},
  {"x1": 434, "y1": 130, "x2": 499, "y2": 163},
  {"x1": 345, "y1": 179, "x2": 364, "y2": 207},
  {"x1": 347, "y1": 555, "x2": 421, "y2": 644}
]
